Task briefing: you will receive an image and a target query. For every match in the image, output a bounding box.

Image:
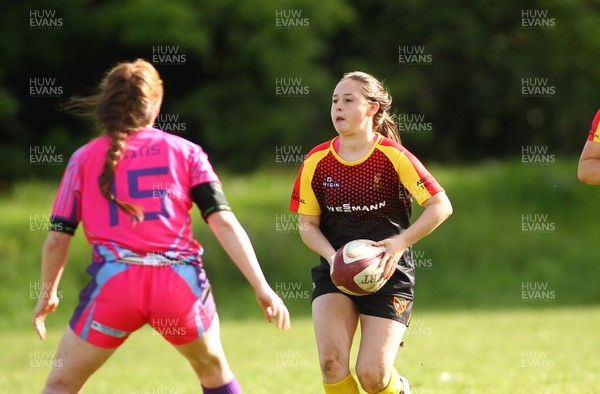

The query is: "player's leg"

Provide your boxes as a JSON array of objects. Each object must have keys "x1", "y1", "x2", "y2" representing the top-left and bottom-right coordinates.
[
  {"x1": 43, "y1": 326, "x2": 117, "y2": 393},
  {"x1": 173, "y1": 313, "x2": 240, "y2": 392},
  {"x1": 355, "y1": 314, "x2": 407, "y2": 393},
  {"x1": 156, "y1": 265, "x2": 239, "y2": 392},
  {"x1": 313, "y1": 292, "x2": 360, "y2": 393},
  {"x1": 45, "y1": 262, "x2": 144, "y2": 392}
]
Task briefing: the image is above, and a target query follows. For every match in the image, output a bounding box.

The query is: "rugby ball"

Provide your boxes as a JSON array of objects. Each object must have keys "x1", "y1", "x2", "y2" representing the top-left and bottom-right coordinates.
[{"x1": 331, "y1": 239, "x2": 387, "y2": 296}]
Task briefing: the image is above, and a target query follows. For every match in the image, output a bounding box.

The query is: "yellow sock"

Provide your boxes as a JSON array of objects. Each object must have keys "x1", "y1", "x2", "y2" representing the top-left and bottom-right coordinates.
[
  {"x1": 374, "y1": 367, "x2": 403, "y2": 394},
  {"x1": 323, "y1": 373, "x2": 360, "y2": 394}
]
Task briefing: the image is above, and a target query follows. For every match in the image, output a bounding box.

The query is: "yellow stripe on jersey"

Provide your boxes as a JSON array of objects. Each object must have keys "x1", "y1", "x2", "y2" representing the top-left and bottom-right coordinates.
[
  {"x1": 294, "y1": 147, "x2": 330, "y2": 216},
  {"x1": 587, "y1": 109, "x2": 600, "y2": 143},
  {"x1": 378, "y1": 144, "x2": 441, "y2": 206},
  {"x1": 593, "y1": 120, "x2": 600, "y2": 143}
]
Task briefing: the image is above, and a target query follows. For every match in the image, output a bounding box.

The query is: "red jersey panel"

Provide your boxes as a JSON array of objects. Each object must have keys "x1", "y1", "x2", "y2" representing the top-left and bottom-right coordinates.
[
  {"x1": 587, "y1": 109, "x2": 600, "y2": 143},
  {"x1": 290, "y1": 134, "x2": 444, "y2": 249}
]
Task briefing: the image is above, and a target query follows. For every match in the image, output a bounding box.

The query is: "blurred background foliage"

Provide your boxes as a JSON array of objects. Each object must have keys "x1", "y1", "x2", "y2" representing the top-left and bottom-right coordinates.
[
  {"x1": 1, "y1": 0, "x2": 600, "y2": 183},
  {"x1": 1, "y1": 0, "x2": 600, "y2": 325}
]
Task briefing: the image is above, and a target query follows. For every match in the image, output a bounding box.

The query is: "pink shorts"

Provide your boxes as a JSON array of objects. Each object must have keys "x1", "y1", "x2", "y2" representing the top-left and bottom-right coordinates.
[{"x1": 69, "y1": 262, "x2": 216, "y2": 348}]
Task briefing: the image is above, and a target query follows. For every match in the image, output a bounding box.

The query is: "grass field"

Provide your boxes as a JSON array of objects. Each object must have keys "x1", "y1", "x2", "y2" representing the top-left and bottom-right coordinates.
[
  {"x1": 2, "y1": 160, "x2": 600, "y2": 392},
  {"x1": 3, "y1": 308, "x2": 600, "y2": 393}
]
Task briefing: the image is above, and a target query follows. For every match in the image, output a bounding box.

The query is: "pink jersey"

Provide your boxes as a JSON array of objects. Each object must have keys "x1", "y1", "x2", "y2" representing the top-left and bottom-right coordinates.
[{"x1": 51, "y1": 127, "x2": 220, "y2": 265}]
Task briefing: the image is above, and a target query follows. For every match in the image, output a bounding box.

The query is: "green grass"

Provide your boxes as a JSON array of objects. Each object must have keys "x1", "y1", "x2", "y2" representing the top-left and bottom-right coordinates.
[
  {"x1": 3, "y1": 308, "x2": 600, "y2": 393},
  {"x1": 2, "y1": 159, "x2": 600, "y2": 328},
  {"x1": 2, "y1": 160, "x2": 600, "y2": 392}
]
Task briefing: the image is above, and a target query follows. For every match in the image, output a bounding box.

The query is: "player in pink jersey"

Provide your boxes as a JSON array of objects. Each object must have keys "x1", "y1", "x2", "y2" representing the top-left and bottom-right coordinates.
[
  {"x1": 578, "y1": 109, "x2": 600, "y2": 184},
  {"x1": 32, "y1": 59, "x2": 290, "y2": 394}
]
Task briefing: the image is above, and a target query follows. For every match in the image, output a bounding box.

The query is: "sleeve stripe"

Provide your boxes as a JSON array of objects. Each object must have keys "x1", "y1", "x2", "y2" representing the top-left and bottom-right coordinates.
[
  {"x1": 588, "y1": 109, "x2": 600, "y2": 143},
  {"x1": 290, "y1": 146, "x2": 330, "y2": 215},
  {"x1": 378, "y1": 144, "x2": 444, "y2": 206}
]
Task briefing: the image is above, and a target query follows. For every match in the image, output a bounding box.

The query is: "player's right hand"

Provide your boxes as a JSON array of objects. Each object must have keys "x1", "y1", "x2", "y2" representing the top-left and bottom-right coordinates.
[
  {"x1": 33, "y1": 293, "x2": 60, "y2": 340},
  {"x1": 255, "y1": 285, "x2": 291, "y2": 331}
]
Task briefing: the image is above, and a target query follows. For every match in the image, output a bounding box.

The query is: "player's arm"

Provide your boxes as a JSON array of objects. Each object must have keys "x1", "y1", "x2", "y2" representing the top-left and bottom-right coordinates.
[
  {"x1": 374, "y1": 192, "x2": 452, "y2": 279},
  {"x1": 578, "y1": 141, "x2": 600, "y2": 185},
  {"x1": 298, "y1": 214, "x2": 336, "y2": 265},
  {"x1": 192, "y1": 182, "x2": 290, "y2": 330},
  {"x1": 33, "y1": 231, "x2": 72, "y2": 340},
  {"x1": 206, "y1": 211, "x2": 290, "y2": 330}
]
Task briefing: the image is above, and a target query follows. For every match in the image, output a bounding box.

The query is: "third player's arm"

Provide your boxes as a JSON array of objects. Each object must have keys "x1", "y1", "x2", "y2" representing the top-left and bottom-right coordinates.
[
  {"x1": 578, "y1": 141, "x2": 600, "y2": 185},
  {"x1": 298, "y1": 214, "x2": 336, "y2": 265},
  {"x1": 207, "y1": 210, "x2": 290, "y2": 329}
]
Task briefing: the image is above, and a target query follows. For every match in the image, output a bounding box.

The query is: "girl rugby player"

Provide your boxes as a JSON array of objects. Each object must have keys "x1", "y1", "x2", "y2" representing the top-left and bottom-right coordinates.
[
  {"x1": 290, "y1": 71, "x2": 452, "y2": 394},
  {"x1": 33, "y1": 59, "x2": 290, "y2": 394},
  {"x1": 578, "y1": 109, "x2": 600, "y2": 184}
]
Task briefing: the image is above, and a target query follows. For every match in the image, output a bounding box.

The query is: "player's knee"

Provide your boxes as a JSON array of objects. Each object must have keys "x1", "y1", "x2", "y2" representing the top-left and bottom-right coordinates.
[
  {"x1": 189, "y1": 351, "x2": 225, "y2": 378},
  {"x1": 319, "y1": 349, "x2": 347, "y2": 380},
  {"x1": 355, "y1": 363, "x2": 387, "y2": 392},
  {"x1": 44, "y1": 380, "x2": 81, "y2": 394}
]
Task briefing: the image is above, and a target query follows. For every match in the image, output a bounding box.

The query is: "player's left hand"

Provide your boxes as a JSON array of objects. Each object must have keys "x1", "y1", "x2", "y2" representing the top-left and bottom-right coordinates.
[
  {"x1": 33, "y1": 293, "x2": 60, "y2": 340},
  {"x1": 372, "y1": 237, "x2": 408, "y2": 280},
  {"x1": 254, "y1": 285, "x2": 291, "y2": 331}
]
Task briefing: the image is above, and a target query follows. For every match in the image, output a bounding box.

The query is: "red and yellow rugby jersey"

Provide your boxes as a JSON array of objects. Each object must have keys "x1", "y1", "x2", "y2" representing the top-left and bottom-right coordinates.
[
  {"x1": 586, "y1": 109, "x2": 600, "y2": 143},
  {"x1": 289, "y1": 133, "x2": 444, "y2": 251}
]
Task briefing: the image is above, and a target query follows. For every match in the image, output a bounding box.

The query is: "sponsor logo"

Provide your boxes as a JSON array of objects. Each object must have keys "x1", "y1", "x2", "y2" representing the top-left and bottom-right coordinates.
[
  {"x1": 326, "y1": 201, "x2": 386, "y2": 213},
  {"x1": 322, "y1": 176, "x2": 340, "y2": 188}
]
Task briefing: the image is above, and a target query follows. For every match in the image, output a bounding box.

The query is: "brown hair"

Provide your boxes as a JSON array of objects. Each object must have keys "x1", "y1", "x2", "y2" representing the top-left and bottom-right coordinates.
[
  {"x1": 62, "y1": 59, "x2": 164, "y2": 222},
  {"x1": 340, "y1": 71, "x2": 401, "y2": 143}
]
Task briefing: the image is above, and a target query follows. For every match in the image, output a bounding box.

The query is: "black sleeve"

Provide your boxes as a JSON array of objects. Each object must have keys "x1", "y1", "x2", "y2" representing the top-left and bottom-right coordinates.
[
  {"x1": 49, "y1": 216, "x2": 78, "y2": 236},
  {"x1": 191, "y1": 182, "x2": 232, "y2": 221}
]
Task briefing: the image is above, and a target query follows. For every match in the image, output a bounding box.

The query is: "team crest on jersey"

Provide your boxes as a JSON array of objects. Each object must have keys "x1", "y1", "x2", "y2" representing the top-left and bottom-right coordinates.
[
  {"x1": 372, "y1": 173, "x2": 382, "y2": 190},
  {"x1": 393, "y1": 296, "x2": 407, "y2": 316}
]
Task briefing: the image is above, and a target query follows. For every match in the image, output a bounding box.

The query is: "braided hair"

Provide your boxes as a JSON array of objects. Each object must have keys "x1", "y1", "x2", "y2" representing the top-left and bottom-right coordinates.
[{"x1": 62, "y1": 59, "x2": 164, "y2": 222}]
